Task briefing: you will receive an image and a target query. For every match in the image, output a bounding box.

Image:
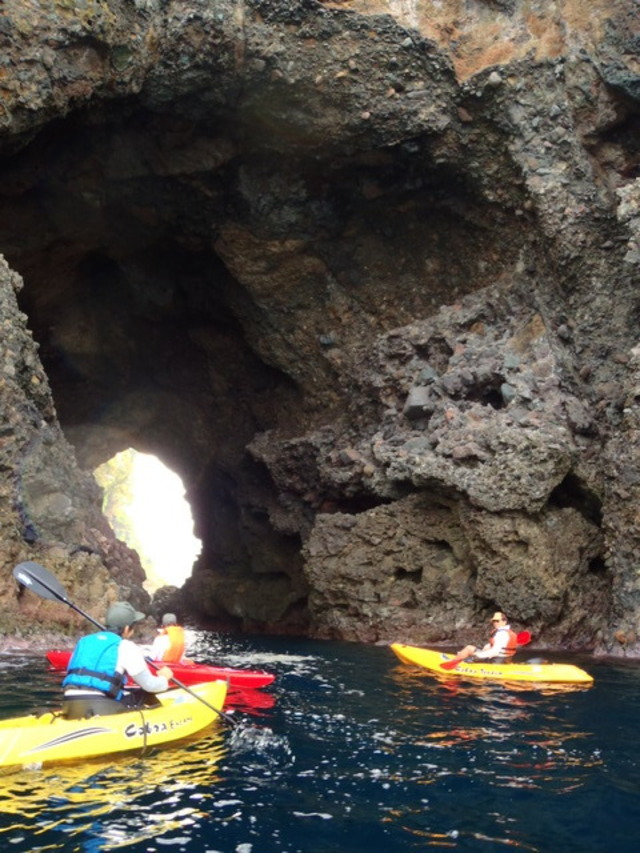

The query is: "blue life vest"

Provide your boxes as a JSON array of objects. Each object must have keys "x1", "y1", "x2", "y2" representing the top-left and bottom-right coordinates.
[{"x1": 62, "y1": 632, "x2": 125, "y2": 699}]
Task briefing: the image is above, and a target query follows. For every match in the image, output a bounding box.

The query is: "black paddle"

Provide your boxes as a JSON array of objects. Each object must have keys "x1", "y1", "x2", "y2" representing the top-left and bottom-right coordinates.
[{"x1": 13, "y1": 560, "x2": 236, "y2": 727}]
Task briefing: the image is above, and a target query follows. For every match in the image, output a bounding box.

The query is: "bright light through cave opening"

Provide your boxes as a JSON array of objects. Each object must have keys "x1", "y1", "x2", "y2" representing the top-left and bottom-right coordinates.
[{"x1": 94, "y1": 449, "x2": 202, "y2": 593}]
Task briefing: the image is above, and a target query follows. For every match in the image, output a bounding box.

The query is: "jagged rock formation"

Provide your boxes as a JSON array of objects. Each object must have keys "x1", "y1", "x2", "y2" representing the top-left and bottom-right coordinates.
[
  {"x1": 0, "y1": 256, "x2": 147, "y2": 638},
  {"x1": 1, "y1": 0, "x2": 640, "y2": 653}
]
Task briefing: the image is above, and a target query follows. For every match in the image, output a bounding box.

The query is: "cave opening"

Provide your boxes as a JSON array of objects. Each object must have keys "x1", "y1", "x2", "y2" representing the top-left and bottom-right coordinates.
[
  {"x1": 94, "y1": 448, "x2": 202, "y2": 593},
  {"x1": 0, "y1": 90, "x2": 531, "y2": 635}
]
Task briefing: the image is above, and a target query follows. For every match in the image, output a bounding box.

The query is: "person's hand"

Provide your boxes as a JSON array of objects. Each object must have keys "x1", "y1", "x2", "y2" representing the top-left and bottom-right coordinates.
[{"x1": 157, "y1": 666, "x2": 173, "y2": 681}]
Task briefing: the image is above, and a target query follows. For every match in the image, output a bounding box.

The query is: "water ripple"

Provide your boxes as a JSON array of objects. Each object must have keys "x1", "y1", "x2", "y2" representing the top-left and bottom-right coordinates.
[{"x1": 0, "y1": 639, "x2": 637, "y2": 851}]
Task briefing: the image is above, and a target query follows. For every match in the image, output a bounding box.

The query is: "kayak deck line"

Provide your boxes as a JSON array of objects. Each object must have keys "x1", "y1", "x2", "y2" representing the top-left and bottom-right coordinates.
[{"x1": 390, "y1": 643, "x2": 594, "y2": 685}]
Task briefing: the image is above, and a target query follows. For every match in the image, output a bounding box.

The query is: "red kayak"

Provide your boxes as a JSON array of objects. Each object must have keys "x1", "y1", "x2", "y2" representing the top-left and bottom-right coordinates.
[{"x1": 46, "y1": 649, "x2": 275, "y2": 689}]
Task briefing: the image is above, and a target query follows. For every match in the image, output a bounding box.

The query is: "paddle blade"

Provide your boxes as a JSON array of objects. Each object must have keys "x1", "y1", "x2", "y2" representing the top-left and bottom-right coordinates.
[
  {"x1": 517, "y1": 631, "x2": 532, "y2": 645},
  {"x1": 13, "y1": 561, "x2": 68, "y2": 603},
  {"x1": 440, "y1": 657, "x2": 465, "y2": 671}
]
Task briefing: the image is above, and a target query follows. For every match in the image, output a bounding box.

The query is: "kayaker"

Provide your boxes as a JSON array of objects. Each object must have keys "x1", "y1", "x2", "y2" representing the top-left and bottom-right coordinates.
[
  {"x1": 455, "y1": 611, "x2": 518, "y2": 663},
  {"x1": 150, "y1": 612, "x2": 187, "y2": 663},
  {"x1": 62, "y1": 601, "x2": 173, "y2": 719}
]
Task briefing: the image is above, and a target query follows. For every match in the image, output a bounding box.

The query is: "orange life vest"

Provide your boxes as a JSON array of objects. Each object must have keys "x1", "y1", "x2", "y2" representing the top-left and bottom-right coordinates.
[
  {"x1": 490, "y1": 627, "x2": 518, "y2": 657},
  {"x1": 158, "y1": 625, "x2": 185, "y2": 662}
]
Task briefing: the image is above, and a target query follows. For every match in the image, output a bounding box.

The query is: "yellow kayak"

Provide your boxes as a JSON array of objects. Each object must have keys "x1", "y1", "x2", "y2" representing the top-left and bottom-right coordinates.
[
  {"x1": 0, "y1": 680, "x2": 228, "y2": 770},
  {"x1": 391, "y1": 643, "x2": 594, "y2": 685}
]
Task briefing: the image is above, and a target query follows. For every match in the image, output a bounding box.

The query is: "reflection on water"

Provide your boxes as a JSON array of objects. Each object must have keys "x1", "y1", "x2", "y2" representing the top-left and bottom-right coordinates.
[
  {"x1": 0, "y1": 728, "x2": 226, "y2": 848},
  {"x1": 0, "y1": 640, "x2": 638, "y2": 851},
  {"x1": 227, "y1": 685, "x2": 277, "y2": 716},
  {"x1": 387, "y1": 664, "x2": 602, "y2": 799}
]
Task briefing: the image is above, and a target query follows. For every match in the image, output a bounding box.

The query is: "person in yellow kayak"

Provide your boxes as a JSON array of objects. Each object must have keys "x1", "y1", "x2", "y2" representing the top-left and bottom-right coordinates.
[
  {"x1": 455, "y1": 611, "x2": 518, "y2": 663},
  {"x1": 150, "y1": 612, "x2": 187, "y2": 663},
  {"x1": 62, "y1": 601, "x2": 173, "y2": 719}
]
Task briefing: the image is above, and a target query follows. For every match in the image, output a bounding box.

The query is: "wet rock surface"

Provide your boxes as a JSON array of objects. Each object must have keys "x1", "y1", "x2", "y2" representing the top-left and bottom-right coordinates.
[{"x1": 1, "y1": 1, "x2": 640, "y2": 654}]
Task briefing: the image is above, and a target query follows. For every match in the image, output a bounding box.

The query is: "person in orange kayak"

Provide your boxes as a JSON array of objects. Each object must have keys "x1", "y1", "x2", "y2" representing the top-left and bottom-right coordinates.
[
  {"x1": 455, "y1": 611, "x2": 518, "y2": 663},
  {"x1": 62, "y1": 601, "x2": 173, "y2": 719},
  {"x1": 150, "y1": 612, "x2": 186, "y2": 663}
]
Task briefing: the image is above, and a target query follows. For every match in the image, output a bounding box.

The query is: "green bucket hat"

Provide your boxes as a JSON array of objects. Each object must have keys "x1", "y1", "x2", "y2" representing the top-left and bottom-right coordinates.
[{"x1": 106, "y1": 601, "x2": 146, "y2": 630}]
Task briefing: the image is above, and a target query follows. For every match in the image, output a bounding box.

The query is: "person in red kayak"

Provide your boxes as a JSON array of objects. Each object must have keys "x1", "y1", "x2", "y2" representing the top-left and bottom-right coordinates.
[
  {"x1": 62, "y1": 601, "x2": 173, "y2": 719},
  {"x1": 454, "y1": 611, "x2": 518, "y2": 663},
  {"x1": 150, "y1": 612, "x2": 187, "y2": 663}
]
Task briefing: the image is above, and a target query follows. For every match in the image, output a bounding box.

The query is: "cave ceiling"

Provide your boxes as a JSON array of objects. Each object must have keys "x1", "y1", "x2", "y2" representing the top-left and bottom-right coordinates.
[{"x1": 0, "y1": 88, "x2": 526, "y2": 505}]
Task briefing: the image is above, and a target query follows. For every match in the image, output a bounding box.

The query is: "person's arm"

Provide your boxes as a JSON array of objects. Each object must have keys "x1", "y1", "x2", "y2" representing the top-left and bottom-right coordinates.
[
  {"x1": 118, "y1": 639, "x2": 172, "y2": 692},
  {"x1": 476, "y1": 631, "x2": 508, "y2": 659},
  {"x1": 130, "y1": 666, "x2": 171, "y2": 692}
]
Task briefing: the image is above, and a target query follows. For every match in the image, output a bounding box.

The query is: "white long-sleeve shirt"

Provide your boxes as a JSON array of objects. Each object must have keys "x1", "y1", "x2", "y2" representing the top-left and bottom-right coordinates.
[
  {"x1": 474, "y1": 625, "x2": 512, "y2": 660},
  {"x1": 119, "y1": 638, "x2": 169, "y2": 691}
]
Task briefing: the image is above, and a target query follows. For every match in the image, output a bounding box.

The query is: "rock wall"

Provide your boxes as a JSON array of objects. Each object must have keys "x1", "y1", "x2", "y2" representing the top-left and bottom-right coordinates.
[
  {"x1": 1, "y1": 0, "x2": 640, "y2": 653},
  {"x1": 296, "y1": 295, "x2": 608, "y2": 646},
  {"x1": 0, "y1": 256, "x2": 147, "y2": 640}
]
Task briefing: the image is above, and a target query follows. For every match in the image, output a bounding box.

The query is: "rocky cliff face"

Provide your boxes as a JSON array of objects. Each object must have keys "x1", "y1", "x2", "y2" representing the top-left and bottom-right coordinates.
[
  {"x1": 0, "y1": 256, "x2": 146, "y2": 638},
  {"x1": 1, "y1": 0, "x2": 640, "y2": 653}
]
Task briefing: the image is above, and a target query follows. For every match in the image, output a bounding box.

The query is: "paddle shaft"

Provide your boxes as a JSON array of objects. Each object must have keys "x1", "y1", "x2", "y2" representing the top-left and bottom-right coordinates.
[
  {"x1": 143, "y1": 659, "x2": 236, "y2": 726},
  {"x1": 14, "y1": 562, "x2": 235, "y2": 726}
]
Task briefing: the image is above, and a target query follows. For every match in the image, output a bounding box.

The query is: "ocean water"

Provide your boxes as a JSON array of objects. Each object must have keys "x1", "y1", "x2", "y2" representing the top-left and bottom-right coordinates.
[{"x1": 0, "y1": 634, "x2": 637, "y2": 852}]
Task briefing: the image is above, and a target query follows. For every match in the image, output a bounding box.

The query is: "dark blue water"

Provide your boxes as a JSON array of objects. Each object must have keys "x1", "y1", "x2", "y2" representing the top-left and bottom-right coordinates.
[{"x1": 0, "y1": 634, "x2": 637, "y2": 852}]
